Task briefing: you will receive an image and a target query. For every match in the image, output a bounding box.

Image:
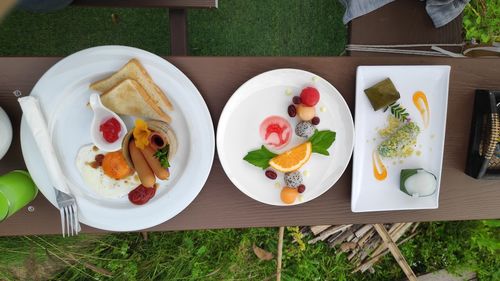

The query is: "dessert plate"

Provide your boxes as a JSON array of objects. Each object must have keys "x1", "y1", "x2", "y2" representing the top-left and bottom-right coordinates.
[
  {"x1": 217, "y1": 69, "x2": 354, "y2": 206},
  {"x1": 20, "y1": 46, "x2": 215, "y2": 231},
  {"x1": 352, "y1": 65, "x2": 450, "y2": 212}
]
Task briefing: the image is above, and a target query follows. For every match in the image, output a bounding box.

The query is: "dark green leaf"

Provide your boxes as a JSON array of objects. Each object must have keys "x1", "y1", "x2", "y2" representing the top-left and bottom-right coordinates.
[
  {"x1": 243, "y1": 145, "x2": 277, "y2": 169},
  {"x1": 154, "y1": 145, "x2": 170, "y2": 168},
  {"x1": 309, "y1": 130, "x2": 336, "y2": 156}
]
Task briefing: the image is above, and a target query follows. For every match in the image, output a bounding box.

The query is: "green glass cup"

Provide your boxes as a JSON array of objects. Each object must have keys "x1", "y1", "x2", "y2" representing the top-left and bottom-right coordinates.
[{"x1": 0, "y1": 170, "x2": 38, "y2": 222}]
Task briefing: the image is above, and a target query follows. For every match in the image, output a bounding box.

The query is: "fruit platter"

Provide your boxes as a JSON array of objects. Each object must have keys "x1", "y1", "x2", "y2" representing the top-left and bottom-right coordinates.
[
  {"x1": 20, "y1": 46, "x2": 215, "y2": 231},
  {"x1": 217, "y1": 69, "x2": 354, "y2": 206},
  {"x1": 352, "y1": 65, "x2": 451, "y2": 212}
]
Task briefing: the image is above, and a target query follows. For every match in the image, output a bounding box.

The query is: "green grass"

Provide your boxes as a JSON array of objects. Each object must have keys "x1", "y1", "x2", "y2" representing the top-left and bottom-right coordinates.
[
  {"x1": 463, "y1": 0, "x2": 500, "y2": 43},
  {"x1": 188, "y1": 0, "x2": 346, "y2": 56},
  {"x1": 0, "y1": 0, "x2": 346, "y2": 56},
  {"x1": 1, "y1": 222, "x2": 498, "y2": 280},
  {"x1": 0, "y1": 7, "x2": 170, "y2": 56}
]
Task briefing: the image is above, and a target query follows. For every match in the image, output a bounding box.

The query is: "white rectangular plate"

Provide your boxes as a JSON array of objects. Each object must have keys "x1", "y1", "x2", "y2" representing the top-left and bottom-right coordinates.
[{"x1": 352, "y1": 65, "x2": 450, "y2": 212}]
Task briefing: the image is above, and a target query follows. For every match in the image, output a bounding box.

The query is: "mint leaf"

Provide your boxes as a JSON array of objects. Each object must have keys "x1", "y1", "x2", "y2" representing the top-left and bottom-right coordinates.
[
  {"x1": 243, "y1": 145, "x2": 277, "y2": 169},
  {"x1": 309, "y1": 130, "x2": 336, "y2": 156}
]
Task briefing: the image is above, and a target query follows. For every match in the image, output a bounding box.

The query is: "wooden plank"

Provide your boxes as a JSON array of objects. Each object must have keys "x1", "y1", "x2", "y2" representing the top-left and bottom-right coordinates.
[
  {"x1": 310, "y1": 225, "x2": 331, "y2": 235},
  {"x1": 0, "y1": 57, "x2": 500, "y2": 236},
  {"x1": 374, "y1": 224, "x2": 417, "y2": 281},
  {"x1": 72, "y1": 0, "x2": 218, "y2": 8},
  {"x1": 415, "y1": 269, "x2": 476, "y2": 281},
  {"x1": 349, "y1": 0, "x2": 463, "y2": 56},
  {"x1": 169, "y1": 9, "x2": 188, "y2": 55}
]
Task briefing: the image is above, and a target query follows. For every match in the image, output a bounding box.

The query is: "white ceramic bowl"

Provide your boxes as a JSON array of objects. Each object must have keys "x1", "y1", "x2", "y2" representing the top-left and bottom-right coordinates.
[{"x1": 0, "y1": 107, "x2": 13, "y2": 160}]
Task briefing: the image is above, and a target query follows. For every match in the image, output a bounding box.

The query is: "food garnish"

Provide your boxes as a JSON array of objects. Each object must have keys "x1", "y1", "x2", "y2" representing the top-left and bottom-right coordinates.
[
  {"x1": 287, "y1": 105, "x2": 297, "y2": 117},
  {"x1": 400, "y1": 169, "x2": 437, "y2": 197},
  {"x1": 243, "y1": 145, "x2": 277, "y2": 169},
  {"x1": 297, "y1": 184, "x2": 306, "y2": 193},
  {"x1": 292, "y1": 96, "x2": 301, "y2": 105},
  {"x1": 387, "y1": 102, "x2": 409, "y2": 122},
  {"x1": 309, "y1": 130, "x2": 336, "y2": 156},
  {"x1": 280, "y1": 187, "x2": 299, "y2": 204},
  {"x1": 284, "y1": 171, "x2": 303, "y2": 188},
  {"x1": 300, "y1": 87, "x2": 320, "y2": 107},
  {"x1": 265, "y1": 169, "x2": 277, "y2": 180},
  {"x1": 154, "y1": 146, "x2": 170, "y2": 169},
  {"x1": 128, "y1": 184, "x2": 156, "y2": 205},
  {"x1": 297, "y1": 105, "x2": 315, "y2": 121},
  {"x1": 102, "y1": 151, "x2": 133, "y2": 180},
  {"x1": 141, "y1": 145, "x2": 170, "y2": 180},
  {"x1": 413, "y1": 91, "x2": 430, "y2": 128},
  {"x1": 259, "y1": 116, "x2": 291, "y2": 149},
  {"x1": 372, "y1": 151, "x2": 387, "y2": 181},
  {"x1": 244, "y1": 130, "x2": 335, "y2": 170},
  {"x1": 377, "y1": 122, "x2": 420, "y2": 158},
  {"x1": 269, "y1": 142, "x2": 312, "y2": 173},
  {"x1": 99, "y1": 117, "x2": 121, "y2": 143},
  {"x1": 364, "y1": 78, "x2": 400, "y2": 111},
  {"x1": 133, "y1": 119, "x2": 151, "y2": 150},
  {"x1": 295, "y1": 121, "x2": 315, "y2": 138}
]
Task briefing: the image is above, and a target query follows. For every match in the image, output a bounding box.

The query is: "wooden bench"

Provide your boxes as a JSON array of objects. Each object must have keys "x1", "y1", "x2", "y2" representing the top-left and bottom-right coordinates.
[
  {"x1": 72, "y1": 0, "x2": 218, "y2": 55},
  {"x1": 348, "y1": 0, "x2": 463, "y2": 56}
]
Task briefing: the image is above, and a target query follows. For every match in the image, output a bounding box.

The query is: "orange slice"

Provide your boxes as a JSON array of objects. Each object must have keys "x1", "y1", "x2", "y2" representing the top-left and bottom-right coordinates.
[{"x1": 269, "y1": 142, "x2": 312, "y2": 172}]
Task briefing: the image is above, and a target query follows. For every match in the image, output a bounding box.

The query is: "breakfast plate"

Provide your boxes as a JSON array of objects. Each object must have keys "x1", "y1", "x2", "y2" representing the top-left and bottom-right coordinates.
[
  {"x1": 217, "y1": 69, "x2": 354, "y2": 206},
  {"x1": 20, "y1": 46, "x2": 215, "y2": 231},
  {"x1": 352, "y1": 65, "x2": 450, "y2": 212}
]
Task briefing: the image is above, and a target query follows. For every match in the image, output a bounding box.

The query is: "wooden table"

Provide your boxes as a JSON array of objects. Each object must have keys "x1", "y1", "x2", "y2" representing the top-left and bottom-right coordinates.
[
  {"x1": 349, "y1": 0, "x2": 463, "y2": 56},
  {"x1": 1, "y1": 57, "x2": 499, "y2": 236}
]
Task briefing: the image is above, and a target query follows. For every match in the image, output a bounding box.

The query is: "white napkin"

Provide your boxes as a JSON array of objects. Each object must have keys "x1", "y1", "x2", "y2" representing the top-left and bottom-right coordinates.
[{"x1": 18, "y1": 96, "x2": 70, "y2": 194}]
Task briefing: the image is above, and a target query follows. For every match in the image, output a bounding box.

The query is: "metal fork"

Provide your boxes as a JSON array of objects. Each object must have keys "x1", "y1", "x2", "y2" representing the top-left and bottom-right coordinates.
[{"x1": 55, "y1": 189, "x2": 81, "y2": 237}]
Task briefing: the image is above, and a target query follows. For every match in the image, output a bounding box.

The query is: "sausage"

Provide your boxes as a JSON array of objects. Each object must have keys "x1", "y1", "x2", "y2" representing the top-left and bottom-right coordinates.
[
  {"x1": 140, "y1": 145, "x2": 170, "y2": 180},
  {"x1": 129, "y1": 140, "x2": 156, "y2": 187}
]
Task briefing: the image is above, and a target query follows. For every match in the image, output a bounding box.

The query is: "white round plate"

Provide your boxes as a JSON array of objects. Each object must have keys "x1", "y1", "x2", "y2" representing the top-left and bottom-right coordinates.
[
  {"x1": 20, "y1": 46, "x2": 215, "y2": 231},
  {"x1": 217, "y1": 69, "x2": 354, "y2": 206}
]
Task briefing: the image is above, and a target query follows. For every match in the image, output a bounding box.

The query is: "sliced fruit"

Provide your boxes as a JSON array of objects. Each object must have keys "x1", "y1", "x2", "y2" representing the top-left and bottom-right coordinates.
[
  {"x1": 300, "y1": 87, "x2": 320, "y2": 106},
  {"x1": 269, "y1": 142, "x2": 312, "y2": 172},
  {"x1": 259, "y1": 116, "x2": 291, "y2": 149},
  {"x1": 280, "y1": 187, "x2": 299, "y2": 204}
]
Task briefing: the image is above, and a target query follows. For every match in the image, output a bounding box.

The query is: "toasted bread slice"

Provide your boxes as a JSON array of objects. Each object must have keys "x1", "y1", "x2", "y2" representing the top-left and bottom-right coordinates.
[
  {"x1": 91, "y1": 58, "x2": 174, "y2": 113},
  {"x1": 101, "y1": 79, "x2": 171, "y2": 123}
]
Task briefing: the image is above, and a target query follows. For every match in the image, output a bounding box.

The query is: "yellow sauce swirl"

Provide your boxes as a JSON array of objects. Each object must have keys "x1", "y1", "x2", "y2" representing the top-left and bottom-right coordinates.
[
  {"x1": 413, "y1": 91, "x2": 430, "y2": 128},
  {"x1": 372, "y1": 151, "x2": 387, "y2": 181}
]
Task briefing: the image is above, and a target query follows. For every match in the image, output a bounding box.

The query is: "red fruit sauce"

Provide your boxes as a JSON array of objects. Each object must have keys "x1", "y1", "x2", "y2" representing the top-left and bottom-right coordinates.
[
  {"x1": 99, "y1": 117, "x2": 121, "y2": 143},
  {"x1": 259, "y1": 116, "x2": 291, "y2": 149}
]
